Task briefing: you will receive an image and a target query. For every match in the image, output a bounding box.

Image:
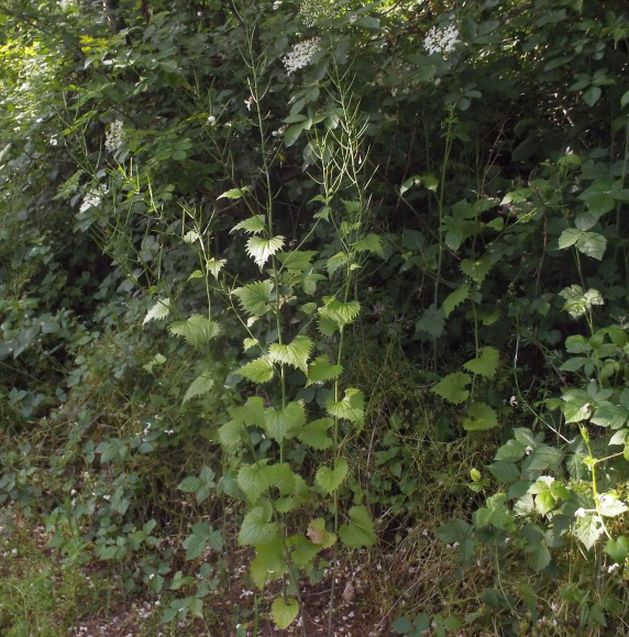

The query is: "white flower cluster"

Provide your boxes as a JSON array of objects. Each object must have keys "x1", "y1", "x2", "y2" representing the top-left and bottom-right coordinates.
[
  {"x1": 105, "y1": 118, "x2": 124, "y2": 152},
  {"x1": 299, "y1": 0, "x2": 328, "y2": 27},
  {"x1": 282, "y1": 37, "x2": 321, "y2": 75},
  {"x1": 79, "y1": 185, "x2": 108, "y2": 214},
  {"x1": 424, "y1": 23, "x2": 460, "y2": 56}
]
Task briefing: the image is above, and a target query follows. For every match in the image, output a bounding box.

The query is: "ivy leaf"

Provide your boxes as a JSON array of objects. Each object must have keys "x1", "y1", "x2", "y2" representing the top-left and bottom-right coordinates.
[
  {"x1": 339, "y1": 505, "x2": 376, "y2": 548},
  {"x1": 169, "y1": 314, "x2": 221, "y2": 349},
  {"x1": 271, "y1": 597, "x2": 299, "y2": 630},
  {"x1": 442, "y1": 284, "x2": 469, "y2": 317},
  {"x1": 143, "y1": 298, "x2": 170, "y2": 325},
  {"x1": 315, "y1": 459, "x2": 349, "y2": 494},
  {"x1": 238, "y1": 503, "x2": 279, "y2": 546},
  {"x1": 268, "y1": 335, "x2": 313, "y2": 374},
  {"x1": 182, "y1": 370, "x2": 215, "y2": 404},
  {"x1": 233, "y1": 280, "x2": 274, "y2": 316},
  {"x1": 431, "y1": 372, "x2": 471, "y2": 405},
  {"x1": 462, "y1": 402, "x2": 499, "y2": 431},
  {"x1": 463, "y1": 346, "x2": 500, "y2": 379},
  {"x1": 298, "y1": 417, "x2": 333, "y2": 449},
  {"x1": 306, "y1": 356, "x2": 343, "y2": 386},
  {"x1": 230, "y1": 214, "x2": 266, "y2": 234},
  {"x1": 246, "y1": 235, "x2": 285, "y2": 270},
  {"x1": 264, "y1": 401, "x2": 306, "y2": 442},
  {"x1": 238, "y1": 356, "x2": 275, "y2": 384},
  {"x1": 326, "y1": 388, "x2": 364, "y2": 426}
]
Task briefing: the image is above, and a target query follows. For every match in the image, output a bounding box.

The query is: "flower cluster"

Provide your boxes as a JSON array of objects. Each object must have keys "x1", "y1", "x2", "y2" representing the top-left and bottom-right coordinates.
[
  {"x1": 298, "y1": 0, "x2": 328, "y2": 27},
  {"x1": 282, "y1": 37, "x2": 321, "y2": 75},
  {"x1": 105, "y1": 118, "x2": 124, "y2": 153},
  {"x1": 424, "y1": 23, "x2": 460, "y2": 56},
  {"x1": 79, "y1": 185, "x2": 108, "y2": 215}
]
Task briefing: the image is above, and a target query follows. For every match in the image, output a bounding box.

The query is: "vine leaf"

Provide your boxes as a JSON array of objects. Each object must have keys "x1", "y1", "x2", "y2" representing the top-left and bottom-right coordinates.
[
  {"x1": 326, "y1": 388, "x2": 364, "y2": 426},
  {"x1": 306, "y1": 356, "x2": 343, "y2": 386},
  {"x1": 268, "y1": 335, "x2": 313, "y2": 374},
  {"x1": 237, "y1": 356, "x2": 275, "y2": 384},
  {"x1": 339, "y1": 505, "x2": 376, "y2": 548},
  {"x1": 246, "y1": 235, "x2": 285, "y2": 269},
  {"x1": 250, "y1": 538, "x2": 286, "y2": 588},
  {"x1": 432, "y1": 372, "x2": 471, "y2": 405},
  {"x1": 143, "y1": 297, "x2": 170, "y2": 325},
  {"x1": 298, "y1": 417, "x2": 333, "y2": 449},
  {"x1": 271, "y1": 597, "x2": 299, "y2": 630},
  {"x1": 182, "y1": 370, "x2": 215, "y2": 404},
  {"x1": 442, "y1": 284, "x2": 469, "y2": 317},
  {"x1": 233, "y1": 280, "x2": 274, "y2": 316},
  {"x1": 315, "y1": 459, "x2": 349, "y2": 494},
  {"x1": 463, "y1": 346, "x2": 500, "y2": 379},
  {"x1": 169, "y1": 314, "x2": 221, "y2": 349},
  {"x1": 462, "y1": 402, "x2": 499, "y2": 431},
  {"x1": 264, "y1": 401, "x2": 306, "y2": 441},
  {"x1": 231, "y1": 214, "x2": 266, "y2": 235},
  {"x1": 238, "y1": 503, "x2": 279, "y2": 546}
]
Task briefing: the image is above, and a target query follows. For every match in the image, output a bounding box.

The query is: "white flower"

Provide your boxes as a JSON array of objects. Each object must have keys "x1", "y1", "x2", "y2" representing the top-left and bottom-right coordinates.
[
  {"x1": 105, "y1": 119, "x2": 124, "y2": 152},
  {"x1": 282, "y1": 37, "x2": 321, "y2": 75},
  {"x1": 424, "y1": 23, "x2": 460, "y2": 56},
  {"x1": 79, "y1": 185, "x2": 108, "y2": 214}
]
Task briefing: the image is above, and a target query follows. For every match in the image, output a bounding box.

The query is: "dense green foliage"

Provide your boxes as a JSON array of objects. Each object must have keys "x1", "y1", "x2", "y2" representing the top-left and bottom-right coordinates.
[{"x1": 1, "y1": 0, "x2": 629, "y2": 634}]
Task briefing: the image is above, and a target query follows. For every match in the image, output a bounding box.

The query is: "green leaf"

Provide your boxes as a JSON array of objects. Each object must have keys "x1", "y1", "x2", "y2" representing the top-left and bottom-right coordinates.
[
  {"x1": 237, "y1": 461, "x2": 271, "y2": 503},
  {"x1": 339, "y1": 505, "x2": 376, "y2": 548},
  {"x1": 206, "y1": 257, "x2": 226, "y2": 278},
  {"x1": 431, "y1": 372, "x2": 471, "y2": 405},
  {"x1": 233, "y1": 280, "x2": 274, "y2": 316},
  {"x1": 264, "y1": 401, "x2": 306, "y2": 442},
  {"x1": 277, "y1": 250, "x2": 317, "y2": 272},
  {"x1": 250, "y1": 538, "x2": 286, "y2": 588},
  {"x1": 169, "y1": 314, "x2": 221, "y2": 349},
  {"x1": 183, "y1": 523, "x2": 222, "y2": 560},
  {"x1": 442, "y1": 284, "x2": 469, "y2": 317},
  {"x1": 326, "y1": 251, "x2": 350, "y2": 276},
  {"x1": 353, "y1": 233, "x2": 384, "y2": 257},
  {"x1": 306, "y1": 519, "x2": 337, "y2": 548},
  {"x1": 582, "y1": 85, "x2": 602, "y2": 107},
  {"x1": 231, "y1": 214, "x2": 266, "y2": 234},
  {"x1": 246, "y1": 235, "x2": 285, "y2": 270},
  {"x1": 218, "y1": 187, "x2": 248, "y2": 200},
  {"x1": 319, "y1": 297, "x2": 360, "y2": 330},
  {"x1": 306, "y1": 356, "x2": 343, "y2": 386},
  {"x1": 558, "y1": 228, "x2": 581, "y2": 249},
  {"x1": 271, "y1": 597, "x2": 299, "y2": 630},
  {"x1": 462, "y1": 402, "x2": 499, "y2": 431},
  {"x1": 559, "y1": 285, "x2": 604, "y2": 319},
  {"x1": 598, "y1": 494, "x2": 628, "y2": 518},
  {"x1": 577, "y1": 231, "x2": 606, "y2": 261},
  {"x1": 177, "y1": 476, "x2": 201, "y2": 493},
  {"x1": 238, "y1": 356, "x2": 275, "y2": 384},
  {"x1": 298, "y1": 417, "x2": 333, "y2": 449},
  {"x1": 605, "y1": 535, "x2": 629, "y2": 563},
  {"x1": 238, "y1": 503, "x2": 279, "y2": 546},
  {"x1": 525, "y1": 542, "x2": 551, "y2": 572},
  {"x1": 143, "y1": 298, "x2": 170, "y2": 325},
  {"x1": 460, "y1": 256, "x2": 491, "y2": 285},
  {"x1": 415, "y1": 305, "x2": 445, "y2": 339},
  {"x1": 574, "y1": 512, "x2": 604, "y2": 550},
  {"x1": 268, "y1": 335, "x2": 313, "y2": 374},
  {"x1": 326, "y1": 388, "x2": 364, "y2": 425},
  {"x1": 182, "y1": 370, "x2": 215, "y2": 404},
  {"x1": 591, "y1": 402, "x2": 628, "y2": 429},
  {"x1": 463, "y1": 346, "x2": 500, "y2": 379},
  {"x1": 315, "y1": 459, "x2": 349, "y2": 494}
]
